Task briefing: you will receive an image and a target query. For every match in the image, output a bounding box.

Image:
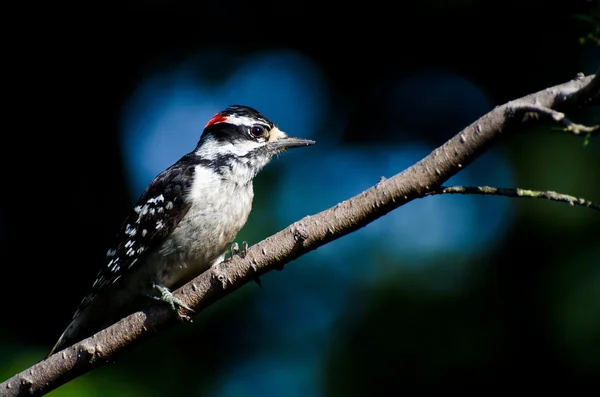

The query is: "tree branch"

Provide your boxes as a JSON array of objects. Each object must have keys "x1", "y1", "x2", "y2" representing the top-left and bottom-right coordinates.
[
  {"x1": 508, "y1": 103, "x2": 599, "y2": 135},
  {"x1": 2, "y1": 73, "x2": 598, "y2": 397},
  {"x1": 427, "y1": 186, "x2": 600, "y2": 211}
]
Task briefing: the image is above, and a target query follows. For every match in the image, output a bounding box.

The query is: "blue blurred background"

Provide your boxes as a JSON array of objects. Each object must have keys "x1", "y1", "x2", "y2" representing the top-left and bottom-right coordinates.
[{"x1": 2, "y1": 2, "x2": 599, "y2": 396}]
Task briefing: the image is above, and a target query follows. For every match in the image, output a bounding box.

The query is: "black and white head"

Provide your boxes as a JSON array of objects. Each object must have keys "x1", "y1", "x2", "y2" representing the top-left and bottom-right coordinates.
[{"x1": 195, "y1": 105, "x2": 314, "y2": 180}]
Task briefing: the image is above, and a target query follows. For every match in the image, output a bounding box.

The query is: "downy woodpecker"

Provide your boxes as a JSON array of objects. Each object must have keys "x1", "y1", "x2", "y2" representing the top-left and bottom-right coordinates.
[{"x1": 48, "y1": 105, "x2": 315, "y2": 356}]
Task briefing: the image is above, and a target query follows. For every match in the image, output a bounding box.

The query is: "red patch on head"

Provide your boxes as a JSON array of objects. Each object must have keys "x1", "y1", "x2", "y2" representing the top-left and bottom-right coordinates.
[{"x1": 205, "y1": 113, "x2": 228, "y2": 129}]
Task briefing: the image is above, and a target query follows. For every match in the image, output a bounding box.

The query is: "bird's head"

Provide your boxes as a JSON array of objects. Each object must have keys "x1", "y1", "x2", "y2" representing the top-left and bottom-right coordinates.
[
  {"x1": 196, "y1": 105, "x2": 313, "y2": 165},
  {"x1": 194, "y1": 105, "x2": 314, "y2": 181}
]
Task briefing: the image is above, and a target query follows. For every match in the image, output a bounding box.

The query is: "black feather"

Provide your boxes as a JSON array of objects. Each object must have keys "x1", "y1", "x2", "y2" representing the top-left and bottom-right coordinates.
[{"x1": 74, "y1": 154, "x2": 198, "y2": 317}]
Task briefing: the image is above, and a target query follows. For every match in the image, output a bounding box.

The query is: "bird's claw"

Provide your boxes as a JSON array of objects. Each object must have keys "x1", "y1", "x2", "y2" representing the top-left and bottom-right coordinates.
[
  {"x1": 150, "y1": 284, "x2": 195, "y2": 321},
  {"x1": 228, "y1": 241, "x2": 248, "y2": 260},
  {"x1": 227, "y1": 241, "x2": 260, "y2": 287},
  {"x1": 226, "y1": 241, "x2": 259, "y2": 286}
]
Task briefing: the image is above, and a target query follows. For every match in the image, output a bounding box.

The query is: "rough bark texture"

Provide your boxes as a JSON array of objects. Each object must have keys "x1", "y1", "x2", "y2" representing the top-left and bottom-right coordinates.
[{"x1": 1, "y1": 73, "x2": 598, "y2": 397}]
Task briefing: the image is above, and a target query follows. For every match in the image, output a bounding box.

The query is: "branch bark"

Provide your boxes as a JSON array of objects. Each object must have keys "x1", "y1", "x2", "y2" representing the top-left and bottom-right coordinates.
[{"x1": 2, "y1": 73, "x2": 598, "y2": 397}]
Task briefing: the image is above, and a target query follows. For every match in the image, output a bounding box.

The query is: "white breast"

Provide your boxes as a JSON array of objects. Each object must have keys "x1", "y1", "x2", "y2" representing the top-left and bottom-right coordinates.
[{"x1": 156, "y1": 165, "x2": 254, "y2": 288}]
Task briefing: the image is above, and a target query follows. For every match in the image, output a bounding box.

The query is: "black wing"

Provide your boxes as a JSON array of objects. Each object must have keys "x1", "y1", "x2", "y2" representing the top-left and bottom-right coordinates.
[{"x1": 74, "y1": 155, "x2": 196, "y2": 317}]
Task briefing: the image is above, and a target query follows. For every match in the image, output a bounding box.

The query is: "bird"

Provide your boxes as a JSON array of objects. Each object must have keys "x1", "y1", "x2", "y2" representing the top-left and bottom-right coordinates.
[{"x1": 48, "y1": 105, "x2": 315, "y2": 356}]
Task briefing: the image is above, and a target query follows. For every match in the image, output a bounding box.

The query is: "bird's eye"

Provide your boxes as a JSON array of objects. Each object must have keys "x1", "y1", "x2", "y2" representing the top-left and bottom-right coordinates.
[{"x1": 250, "y1": 125, "x2": 266, "y2": 138}]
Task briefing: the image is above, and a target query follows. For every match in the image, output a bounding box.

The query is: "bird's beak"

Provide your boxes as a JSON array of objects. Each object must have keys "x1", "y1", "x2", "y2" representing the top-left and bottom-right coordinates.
[
  {"x1": 269, "y1": 127, "x2": 315, "y2": 149},
  {"x1": 271, "y1": 136, "x2": 316, "y2": 149}
]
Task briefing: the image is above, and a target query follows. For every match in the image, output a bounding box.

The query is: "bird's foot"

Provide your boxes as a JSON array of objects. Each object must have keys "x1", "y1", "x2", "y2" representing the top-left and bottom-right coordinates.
[
  {"x1": 228, "y1": 241, "x2": 248, "y2": 260},
  {"x1": 149, "y1": 284, "x2": 195, "y2": 321},
  {"x1": 226, "y1": 241, "x2": 261, "y2": 287}
]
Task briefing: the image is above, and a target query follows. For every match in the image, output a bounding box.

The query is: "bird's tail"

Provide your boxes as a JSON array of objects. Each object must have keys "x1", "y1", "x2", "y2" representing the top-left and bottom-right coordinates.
[{"x1": 47, "y1": 323, "x2": 75, "y2": 358}]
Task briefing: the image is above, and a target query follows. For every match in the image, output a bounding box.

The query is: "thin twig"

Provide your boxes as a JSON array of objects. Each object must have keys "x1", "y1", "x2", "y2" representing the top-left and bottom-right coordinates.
[
  {"x1": 427, "y1": 186, "x2": 600, "y2": 211},
  {"x1": 508, "y1": 103, "x2": 600, "y2": 136}
]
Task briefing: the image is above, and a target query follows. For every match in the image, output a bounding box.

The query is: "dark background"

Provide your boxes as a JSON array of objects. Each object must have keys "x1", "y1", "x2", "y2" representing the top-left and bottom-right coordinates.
[{"x1": 2, "y1": 2, "x2": 599, "y2": 396}]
